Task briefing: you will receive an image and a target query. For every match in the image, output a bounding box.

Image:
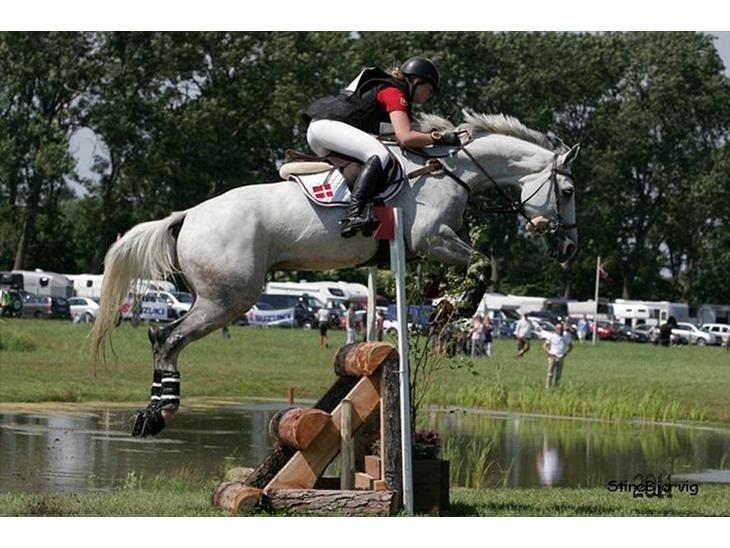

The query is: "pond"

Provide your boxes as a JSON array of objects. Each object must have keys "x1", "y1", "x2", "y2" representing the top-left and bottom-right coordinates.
[{"x1": 1, "y1": 402, "x2": 728, "y2": 493}]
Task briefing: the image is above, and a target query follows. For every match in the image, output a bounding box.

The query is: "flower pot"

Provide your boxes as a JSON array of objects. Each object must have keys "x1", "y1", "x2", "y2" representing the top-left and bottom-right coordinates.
[{"x1": 413, "y1": 459, "x2": 450, "y2": 515}]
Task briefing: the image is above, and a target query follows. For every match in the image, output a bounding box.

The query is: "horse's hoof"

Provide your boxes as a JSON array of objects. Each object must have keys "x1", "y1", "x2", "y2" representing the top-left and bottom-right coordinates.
[{"x1": 132, "y1": 407, "x2": 166, "y2": 437}]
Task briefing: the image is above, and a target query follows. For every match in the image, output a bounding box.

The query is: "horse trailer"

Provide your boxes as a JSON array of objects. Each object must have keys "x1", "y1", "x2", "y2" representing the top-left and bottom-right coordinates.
[{"x1": 1, "y1": 269, "x2": 73, "y2": 298}]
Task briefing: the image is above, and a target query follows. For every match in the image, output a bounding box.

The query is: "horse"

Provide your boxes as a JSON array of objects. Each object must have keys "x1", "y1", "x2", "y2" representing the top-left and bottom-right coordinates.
[{"x1": 90, "y1": 111, "x2": 580, "y2": 437}]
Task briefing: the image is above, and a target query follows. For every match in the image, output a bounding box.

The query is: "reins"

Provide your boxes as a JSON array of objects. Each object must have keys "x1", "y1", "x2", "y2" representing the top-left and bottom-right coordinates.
[{"x1": 405, "y1": 139, "x2": 577, "y2": 233}]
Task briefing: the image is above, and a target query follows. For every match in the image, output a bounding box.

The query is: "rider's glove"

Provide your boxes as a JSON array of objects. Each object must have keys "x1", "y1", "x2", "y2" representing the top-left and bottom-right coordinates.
[{"x1": 431, "y1": 130, "x2": 461, "y2": 147}]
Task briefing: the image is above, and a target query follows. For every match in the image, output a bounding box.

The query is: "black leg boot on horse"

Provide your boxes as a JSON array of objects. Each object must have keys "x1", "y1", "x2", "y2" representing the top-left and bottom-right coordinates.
[{"x1": 340, "y1": 155, "x2": 384, "y2": 238}]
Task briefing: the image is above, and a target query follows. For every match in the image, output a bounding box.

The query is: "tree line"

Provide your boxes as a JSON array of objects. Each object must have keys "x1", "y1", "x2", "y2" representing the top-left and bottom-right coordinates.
[{"x1": 0, "y1": 31, "x2": 728, "y2": 304}]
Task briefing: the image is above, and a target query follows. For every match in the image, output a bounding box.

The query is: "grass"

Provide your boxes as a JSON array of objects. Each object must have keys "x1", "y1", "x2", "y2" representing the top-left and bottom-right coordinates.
[
  {"x1": 0, "y1": 468, "x2": 726, "y2": 517},
  {"x1": 1, "y1": 318, "x2": 728, "y2": 423}
]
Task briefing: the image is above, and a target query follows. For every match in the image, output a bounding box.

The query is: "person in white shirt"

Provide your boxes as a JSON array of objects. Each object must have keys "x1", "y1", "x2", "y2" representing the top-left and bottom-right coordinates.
[
  {"x1": 514, "y1": 314, "x2": 533, "y2": 358},
  {"x1": 317, "y1": 306, "x2": 332, "y2": 348},
  {"x1": 542, "y1": 323, "x2": 573, "y2": 389}
]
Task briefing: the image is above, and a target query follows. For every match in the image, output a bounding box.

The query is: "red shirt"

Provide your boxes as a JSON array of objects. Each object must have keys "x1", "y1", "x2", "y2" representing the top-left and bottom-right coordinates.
[{"x1": 376, "y1": 86, "x2": 409, "y2": 113}]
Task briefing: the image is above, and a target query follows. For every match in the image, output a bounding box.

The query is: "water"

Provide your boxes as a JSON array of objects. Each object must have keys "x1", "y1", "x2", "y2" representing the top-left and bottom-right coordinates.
[{"x1": 0, "y1": 403, "x2": 728, "y2": 493}]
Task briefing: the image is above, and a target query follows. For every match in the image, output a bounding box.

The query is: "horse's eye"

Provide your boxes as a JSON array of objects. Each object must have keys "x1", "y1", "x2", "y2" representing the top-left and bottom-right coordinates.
[{"x1": 561, "y1": 188, "x2": 574, "y2": 198}]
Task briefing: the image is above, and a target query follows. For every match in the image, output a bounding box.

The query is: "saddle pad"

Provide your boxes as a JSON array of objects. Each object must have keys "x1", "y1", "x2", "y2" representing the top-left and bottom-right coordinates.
[{"x1": 291, "y1": 160, "x2": 405, "y2": 208}]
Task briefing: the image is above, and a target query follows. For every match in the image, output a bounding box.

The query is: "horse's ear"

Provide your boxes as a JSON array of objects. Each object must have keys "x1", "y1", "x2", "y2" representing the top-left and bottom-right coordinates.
[{"x1": 563, "y1": 144, "x2": 580, "y2": 166}]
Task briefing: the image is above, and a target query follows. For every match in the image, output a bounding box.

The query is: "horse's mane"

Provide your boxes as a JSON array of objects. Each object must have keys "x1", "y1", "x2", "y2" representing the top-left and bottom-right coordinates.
[{"x1": 417, "y1": 109, "x2": 567, "y2": 153}]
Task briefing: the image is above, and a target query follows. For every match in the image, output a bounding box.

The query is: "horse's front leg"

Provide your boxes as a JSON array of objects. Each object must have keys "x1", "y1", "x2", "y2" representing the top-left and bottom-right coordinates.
[{"x1": 420, "y1": 225, "x2": 480, "y2": 265}]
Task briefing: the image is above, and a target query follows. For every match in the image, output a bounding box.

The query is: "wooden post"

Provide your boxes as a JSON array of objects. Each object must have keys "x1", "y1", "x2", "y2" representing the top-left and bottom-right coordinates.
[
  {"x1": 381, "y1": 353, "x2": 402, "y2": 508},
  {"x1": 287, "y1": 387, "x2": 294, "y2": 404},
  {"x1": 340, "y1": 399, "x2": 354, "y2": 490},
  {"x1": 390, "y1": 207, "x2": 413, "y2": 513}
]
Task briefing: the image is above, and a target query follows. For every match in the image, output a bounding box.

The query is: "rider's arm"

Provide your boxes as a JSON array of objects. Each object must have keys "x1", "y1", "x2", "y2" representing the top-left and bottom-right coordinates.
[{"x1": 389, "y1": 110, "x2": 434, "y2": 148}]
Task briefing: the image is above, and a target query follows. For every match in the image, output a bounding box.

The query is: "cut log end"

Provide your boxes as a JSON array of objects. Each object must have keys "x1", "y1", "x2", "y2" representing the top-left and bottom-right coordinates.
[
  {"x1": 270, "y1": 408, "x2": 331, "y2": 450},
  {"x1": 212, "y1": 481, "x2": 263, "y2": 511},
  {"x1": 334, "y1": 342, "x2": 398, "y2": 377}
]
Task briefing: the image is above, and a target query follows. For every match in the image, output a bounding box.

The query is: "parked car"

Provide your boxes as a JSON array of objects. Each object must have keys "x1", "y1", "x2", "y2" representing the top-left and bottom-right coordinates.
[
  {"x1": 590, "y1": 320, "x2": 618, "y2": 341},
  {"x1": 528, "y1": 317, "x2": 557, "y2": 340},
  {"x1": 68, "y1": 297, "x2": 100, "y2": 322},
  {"x1": 672, "y1": 322, "x2": 713, "y2": 346},
  {"x1": 632, "y1": 324, "x2": 659, "y2": 344},
  {"x1": 700, "y1": 323, "x2": 730, "y2": 346},
  {"x1": 18, "y1": 291, "x2": 70, "y2": 319},
  {"x1": 144, "y1": 290, "x2": 194, "y2": 320},
  {"x1": 613, "y1": 322, "x2": 649, "y2": 343}
]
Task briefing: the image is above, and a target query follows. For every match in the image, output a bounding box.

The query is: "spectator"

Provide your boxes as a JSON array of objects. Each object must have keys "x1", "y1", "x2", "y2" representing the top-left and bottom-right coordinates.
[
  {"x1": 317, "y1": 306, "x2": 331, "y2": 348},
  {"x1": 658, "y1": 316, "x2": 676, "y2": 347},
  {"x1": 483, "y1": 317, "x2": 494, "y2": 357},
  {"x1": 577, "y1": 315, "x2": 589, "y2": 343},
  {"x1": 514, "y1": 313, "x2": 533, "y2": 358},
  {"x1": 542, "y1": 323, "x2": 573, "y2": 389},
  {"x1": 469, "y1": 314, "x2": 485, "y2": 358}
]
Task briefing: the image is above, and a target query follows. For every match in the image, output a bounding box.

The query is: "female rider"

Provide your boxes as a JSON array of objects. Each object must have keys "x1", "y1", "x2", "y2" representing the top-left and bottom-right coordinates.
[{"x1": 304, "y1": 56, "x2": 461, "y2": 238}]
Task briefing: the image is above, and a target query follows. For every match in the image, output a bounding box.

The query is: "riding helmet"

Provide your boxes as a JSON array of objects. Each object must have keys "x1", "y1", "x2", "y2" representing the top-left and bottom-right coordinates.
[{"x1": 400, "y1": 56, "x2": 441, "y2": 89}]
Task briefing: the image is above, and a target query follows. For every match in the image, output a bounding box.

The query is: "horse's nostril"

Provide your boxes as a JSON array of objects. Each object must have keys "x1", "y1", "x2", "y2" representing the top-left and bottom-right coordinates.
[{"x1": 565, "y1": 242, "x2": 576, "y2": 258}]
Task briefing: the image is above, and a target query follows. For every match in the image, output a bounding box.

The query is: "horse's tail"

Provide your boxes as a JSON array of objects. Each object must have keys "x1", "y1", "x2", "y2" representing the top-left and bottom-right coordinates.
[{"x1": 90, "y1": 210, "x2": 189, "y2": 366}]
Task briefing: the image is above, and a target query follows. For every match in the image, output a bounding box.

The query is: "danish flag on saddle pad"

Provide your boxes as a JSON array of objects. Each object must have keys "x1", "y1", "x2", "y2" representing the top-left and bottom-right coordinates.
[
  {"x1": 289, "y1": 162, "x2": 405, "y2": 208},
  {"x1": 312, "y1": 182, "x2": 334, "y2": 200}
]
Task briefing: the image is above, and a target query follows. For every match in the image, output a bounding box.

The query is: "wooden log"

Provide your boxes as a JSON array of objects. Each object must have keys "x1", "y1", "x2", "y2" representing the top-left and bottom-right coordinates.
[
  {"x1": 269, "y1": 408, "x2": 330, "y2": 450},
  {"x1": 334, "y1": 342, "x2": 398, "y2": 377},
  {"x1": 265, "y1": 370, "x2": 383, "y2": 491},
  {"x1": 211, "y1": 482, "x2": 263, "y2": 512},
  {"x1": 242, "y1": 376, "x2": 358, "y2": 489},
  {"x1": 262, "y1": 489, "x2": 396, "y2": 516}
]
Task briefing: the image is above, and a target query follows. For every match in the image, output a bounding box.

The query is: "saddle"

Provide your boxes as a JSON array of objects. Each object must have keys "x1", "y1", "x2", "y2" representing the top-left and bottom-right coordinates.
[{"x1": 280, "y1": 147, "x2": 401, "y2": 193}]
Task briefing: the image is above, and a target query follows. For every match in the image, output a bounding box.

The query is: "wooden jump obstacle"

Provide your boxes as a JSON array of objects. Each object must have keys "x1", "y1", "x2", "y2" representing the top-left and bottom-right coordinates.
[{"x1": 212, "y1": 341, "x2": 405, "y2": 516}]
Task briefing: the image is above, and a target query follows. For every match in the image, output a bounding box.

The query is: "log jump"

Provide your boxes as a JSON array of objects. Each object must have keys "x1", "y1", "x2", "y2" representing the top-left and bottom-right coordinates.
[{"x1": 212, "y1": 341, "x2": 403, "y2": 516}]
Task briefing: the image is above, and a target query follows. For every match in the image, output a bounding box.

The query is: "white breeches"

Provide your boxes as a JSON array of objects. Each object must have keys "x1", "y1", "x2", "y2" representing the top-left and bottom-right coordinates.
[{"x1": 307, "y1": 120, "x2": 390, "y2": 167}]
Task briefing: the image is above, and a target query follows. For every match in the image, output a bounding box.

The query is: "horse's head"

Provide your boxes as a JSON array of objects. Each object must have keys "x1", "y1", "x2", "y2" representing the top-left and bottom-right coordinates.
[{"x1": 521, "y1": 144, "x2": 580, "y2": 264}]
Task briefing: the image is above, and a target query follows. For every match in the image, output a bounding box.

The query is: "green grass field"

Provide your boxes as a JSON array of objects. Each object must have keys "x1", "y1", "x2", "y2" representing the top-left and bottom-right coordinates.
[
  {"x1": 1, "y1": 318, "x2": 728, "y2": 423},
  {"x1": 1, "y1": 319, "x2": 728, "y2": 517},
  {"x1": 0, "y1": 468, "x2": 726, "y2": 517}
]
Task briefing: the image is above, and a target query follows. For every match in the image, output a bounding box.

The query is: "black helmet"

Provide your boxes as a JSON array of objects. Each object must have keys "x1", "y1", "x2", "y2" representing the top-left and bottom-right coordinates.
[{"x1": 400, "y1": 56, "x2": 440, "y2": 89}]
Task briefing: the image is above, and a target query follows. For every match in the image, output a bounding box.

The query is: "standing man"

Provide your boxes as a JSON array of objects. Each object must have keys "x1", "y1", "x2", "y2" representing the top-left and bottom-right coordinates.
[
  {"x1": 577, "y1": 315, "x2": 589, "y2": 343},
  {"x1": 542, "y1": 323, "x2": 573, "y2": 389},
  {"x1": 514, "y1": 313, "x2": 533, "y2": 357},
  {"x1": 345, "y1": 302, "x2": 357, "y2": 344},
  {"x1": 317, "y1": 306, "x2": 331, "y2": 349}
]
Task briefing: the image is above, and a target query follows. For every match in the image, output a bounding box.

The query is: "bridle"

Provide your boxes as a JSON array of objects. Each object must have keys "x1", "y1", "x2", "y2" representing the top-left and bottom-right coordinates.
[{"x1": 407, "y1": 140, "x2": 577, "y2": 234}]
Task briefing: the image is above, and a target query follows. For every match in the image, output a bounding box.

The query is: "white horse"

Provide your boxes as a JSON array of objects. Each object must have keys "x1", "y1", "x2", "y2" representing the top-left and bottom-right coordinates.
[{"x1": 90, "y1": 111, "x2": 579, "y2": 437}]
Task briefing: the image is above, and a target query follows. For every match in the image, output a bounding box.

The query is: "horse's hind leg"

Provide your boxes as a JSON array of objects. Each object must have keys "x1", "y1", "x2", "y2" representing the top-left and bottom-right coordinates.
[{"x1": 132, "y1": 297, "x2": 244, "y2": 437}]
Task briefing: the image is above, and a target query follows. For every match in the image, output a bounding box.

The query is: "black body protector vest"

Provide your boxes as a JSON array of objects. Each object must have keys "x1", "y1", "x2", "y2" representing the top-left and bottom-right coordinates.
[{"x1": 304, "y1": 67, "x2": 413, "y2": 135}]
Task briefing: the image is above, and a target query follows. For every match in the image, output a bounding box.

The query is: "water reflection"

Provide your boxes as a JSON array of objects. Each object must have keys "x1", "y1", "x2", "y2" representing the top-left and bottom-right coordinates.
[
  {"x1": 1, "y1": 404, "x2": 728, "y2": 493},
  {"x1": 536, "y1": 436, "x2": 562, "y2": 486},
  {"x1": 433, "y1": 411, "x2": 730, "y2": 488}
]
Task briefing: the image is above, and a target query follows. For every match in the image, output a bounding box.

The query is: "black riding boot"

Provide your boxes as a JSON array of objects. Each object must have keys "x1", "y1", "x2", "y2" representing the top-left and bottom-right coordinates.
[{"x1": 340, "y1": 156, "x2": 384, "y2": 238}]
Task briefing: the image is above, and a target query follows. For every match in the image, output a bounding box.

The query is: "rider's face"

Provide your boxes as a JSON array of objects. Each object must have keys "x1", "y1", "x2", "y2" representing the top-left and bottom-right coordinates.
[{"x1": 413, "y1": 82, "x2": 434, "y2": 104}]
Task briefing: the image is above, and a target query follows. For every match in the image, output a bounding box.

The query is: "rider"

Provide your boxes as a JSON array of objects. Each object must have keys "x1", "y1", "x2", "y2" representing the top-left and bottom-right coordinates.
[{"x1": 304, "y1": 56, "x2": 462, "y2": 238}]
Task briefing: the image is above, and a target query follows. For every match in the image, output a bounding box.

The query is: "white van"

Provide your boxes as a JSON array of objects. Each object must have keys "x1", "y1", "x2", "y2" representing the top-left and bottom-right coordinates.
[
  {"x1": 144, "y1": 291, "x2": 194, "y2": 319},
  {"x1": 700, "y1": 323, "x2": 730, "y2": 345}
]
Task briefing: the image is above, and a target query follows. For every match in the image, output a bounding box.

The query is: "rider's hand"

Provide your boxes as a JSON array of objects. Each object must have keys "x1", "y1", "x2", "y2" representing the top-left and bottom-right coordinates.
[{"x1": 431, "y1": 130, "x2": 461, "y2": 147}]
